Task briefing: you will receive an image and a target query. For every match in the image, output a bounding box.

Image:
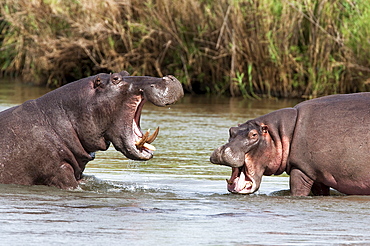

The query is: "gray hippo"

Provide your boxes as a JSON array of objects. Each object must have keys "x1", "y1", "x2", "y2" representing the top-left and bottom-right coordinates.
[
  {"x1": 0, "y1": 71, "x2": 183, "y2": 189},
  {"x1": 211, "y1": 92, "x2": 370, "y2": 196}
]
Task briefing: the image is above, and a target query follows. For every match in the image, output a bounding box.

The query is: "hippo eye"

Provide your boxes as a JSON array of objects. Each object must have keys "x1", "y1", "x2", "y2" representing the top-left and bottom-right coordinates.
[
  {"x1": 93, "y1": 77, "x2": 101, "y2": 88},
  {"x1": 248, "y1": 129, "x2": 259, "y2": 140},
  {"x1": 112, "y1": 76, "x2": 122, "y2": 85}
]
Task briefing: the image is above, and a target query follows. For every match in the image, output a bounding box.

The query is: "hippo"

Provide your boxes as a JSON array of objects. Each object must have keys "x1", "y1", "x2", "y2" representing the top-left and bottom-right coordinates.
[
  {"x1": 0, "y1": 71, "x2": 183, "y2": 189},
  {"x1": 211, "y1": 92, "x2": 370, "y2": 196}
]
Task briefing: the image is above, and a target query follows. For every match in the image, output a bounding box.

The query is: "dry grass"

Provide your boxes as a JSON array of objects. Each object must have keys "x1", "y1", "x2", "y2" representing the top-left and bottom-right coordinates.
[{"x1": 0, "y1": 0, "x2": 369, "y2": 98}]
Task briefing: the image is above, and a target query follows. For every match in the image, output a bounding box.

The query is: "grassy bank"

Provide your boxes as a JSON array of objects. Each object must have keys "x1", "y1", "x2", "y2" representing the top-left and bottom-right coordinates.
[{"x1": 0, "y1": 0, "x2": 369, "y2": 98}]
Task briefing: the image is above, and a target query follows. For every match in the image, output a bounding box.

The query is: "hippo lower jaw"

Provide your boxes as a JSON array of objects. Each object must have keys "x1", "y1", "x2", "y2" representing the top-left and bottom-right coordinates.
[
  {"x1": 210, "y1": 146, "x2": 259, "y2": 194},
  {"x1": 227, "y1": 166, "x2": 257, "y2": 194},
  {"x1": 110, "y1": 97, "x2": 160, "y2": 160}
]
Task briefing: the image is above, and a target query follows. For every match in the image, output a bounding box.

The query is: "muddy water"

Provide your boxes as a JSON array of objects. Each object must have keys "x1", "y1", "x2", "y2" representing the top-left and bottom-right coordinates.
[{"x1": 1, "y1": 80, "x2": 370, "y2": 245}]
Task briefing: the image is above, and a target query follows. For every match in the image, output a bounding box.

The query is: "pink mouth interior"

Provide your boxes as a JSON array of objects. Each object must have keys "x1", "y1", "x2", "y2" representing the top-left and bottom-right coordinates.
[
  {"x1": 227, "y1": 166, "x2": 254, "y2": 194},
  {"x1": 132, "y1": 98, "x2": 156, "y2": 154},
  {"x1": 133, "y1": 99, "x2": 145, "y2": 138},
  {"x1": 133, "y1": 98, "x2": 145, "y2": 139}
]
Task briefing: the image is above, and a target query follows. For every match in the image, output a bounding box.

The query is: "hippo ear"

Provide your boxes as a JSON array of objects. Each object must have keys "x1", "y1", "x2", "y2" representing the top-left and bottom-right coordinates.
[
  {"x1": 110, "y1": 73, "x2": 123, "y2": 85},
  {"x1": 119, "y1": 71, "x2": 130, "y2": 76}
]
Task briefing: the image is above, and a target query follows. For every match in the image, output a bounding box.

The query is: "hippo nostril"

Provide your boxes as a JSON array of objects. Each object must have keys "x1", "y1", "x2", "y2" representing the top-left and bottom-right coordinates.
[{"x1": 166, "y1": 75, "x2": 176, "y2": 81}]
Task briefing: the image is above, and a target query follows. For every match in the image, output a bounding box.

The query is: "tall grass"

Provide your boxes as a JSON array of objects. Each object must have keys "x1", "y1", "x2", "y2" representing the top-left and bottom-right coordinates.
[{"x1": 0, "y1": 0, "x2": 369, "y2": 98}]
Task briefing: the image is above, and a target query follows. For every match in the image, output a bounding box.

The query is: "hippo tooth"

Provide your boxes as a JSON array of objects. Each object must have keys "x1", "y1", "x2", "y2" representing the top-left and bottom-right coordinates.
[
  {"x1": 146, "y1": 127, "x2": 159, "y2": 144},
  {"x1": 135, "y1": 128, "x2": 159, "y2": 150},
  {"x1": 143, "y1": 143, "x2": 156, "y2": 151},
  {"x1": 243, "y1": 181, "x2": 253, "y2": 189},
  {"x1": 135, "y1": 130, "x2": 150, "y2": 148}
]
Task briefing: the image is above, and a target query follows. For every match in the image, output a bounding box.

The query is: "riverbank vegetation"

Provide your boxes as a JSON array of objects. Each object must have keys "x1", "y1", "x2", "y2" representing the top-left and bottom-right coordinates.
[{"x1": 0, "y1": 0, "x2": 369, "y2": 98}]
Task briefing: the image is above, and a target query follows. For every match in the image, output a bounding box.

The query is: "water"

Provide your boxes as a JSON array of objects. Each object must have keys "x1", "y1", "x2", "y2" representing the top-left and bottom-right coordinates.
[{"x1": 1, "y1": 80, "x2": 370, "y2": 245}]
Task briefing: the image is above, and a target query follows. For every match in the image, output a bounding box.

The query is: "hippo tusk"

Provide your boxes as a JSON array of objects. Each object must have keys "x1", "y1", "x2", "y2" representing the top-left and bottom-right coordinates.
[
  {"x1": 244, "y1": 181, "x2": 253, "y2": 189},
  {"x1": 135, "y1": 128, "x2": 158, "y2": 151},
  {"x1": 146, "y1": 127, "x2": 159, "y2": 144},
  {"x1": 136, "y1": 129, "x2": 150, "y2": 148}
]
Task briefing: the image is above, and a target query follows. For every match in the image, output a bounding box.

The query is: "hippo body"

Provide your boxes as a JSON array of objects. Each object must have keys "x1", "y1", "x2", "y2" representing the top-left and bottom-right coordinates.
[
  {"x1": 211, "y1": 93, "x2": 370, "y2": 196},
  {"x1": 0, "y1": 71, "x2": 183, "y2": 189}
]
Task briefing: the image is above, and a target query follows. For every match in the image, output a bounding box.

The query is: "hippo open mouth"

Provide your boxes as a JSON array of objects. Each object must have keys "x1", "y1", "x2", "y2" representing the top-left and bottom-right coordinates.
[
  {"x1": 132, "y1": 98, "x2": 159, "y2": 154},
  {"x1": 227, "y1": 165, "x2": 256, "y2": 194},
  {"x1": 0, "y1": 71, "x2": 183, "y2": 189}
]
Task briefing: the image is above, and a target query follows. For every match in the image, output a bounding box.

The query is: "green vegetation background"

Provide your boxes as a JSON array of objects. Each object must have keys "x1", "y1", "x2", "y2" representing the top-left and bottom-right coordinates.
[{"x1": 0, "y1": 0, "x2": 369, "y2": 98}]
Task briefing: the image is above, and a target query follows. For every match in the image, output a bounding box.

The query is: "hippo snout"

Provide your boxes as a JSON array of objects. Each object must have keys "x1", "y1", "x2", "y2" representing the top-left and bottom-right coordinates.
[
  {"x1": 210, "y1": 145, "x2": 244, "y2": 168},
  {"x1": 163, "y1": 75, "x2": 184, "y2": 102},
  {"x1": 144, "y1": 75, "x2": 184, "y2": 106}
]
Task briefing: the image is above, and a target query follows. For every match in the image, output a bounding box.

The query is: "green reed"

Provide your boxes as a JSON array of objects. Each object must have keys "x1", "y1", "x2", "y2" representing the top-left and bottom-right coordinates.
[{"x1": 0, "y1": 0, "x2": 369, "y2": 98}]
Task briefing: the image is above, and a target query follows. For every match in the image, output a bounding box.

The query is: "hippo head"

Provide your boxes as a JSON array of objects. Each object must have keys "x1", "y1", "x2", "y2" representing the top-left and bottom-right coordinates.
[
  {"x1": 69, "y1": 71, "x2": 184, "y2": 161},
  {"x1": 210, "y1": 120, "x2": 285, "y2": 194}
]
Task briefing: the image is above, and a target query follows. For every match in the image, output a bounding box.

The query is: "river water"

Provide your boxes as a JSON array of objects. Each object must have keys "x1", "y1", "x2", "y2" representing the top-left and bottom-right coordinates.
[{"x1": 1, "y1": 80, "x2": 370, "y2": 245}]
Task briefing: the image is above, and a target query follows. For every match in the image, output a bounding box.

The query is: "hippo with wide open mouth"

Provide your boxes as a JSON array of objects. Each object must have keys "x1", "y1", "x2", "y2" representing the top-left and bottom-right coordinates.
[
  {"x1": 211, "y1": 93, "x2": 370, "y2": 196},
  {"x1": 0, "y1": 71, "x2": 183, "y2": 189}
]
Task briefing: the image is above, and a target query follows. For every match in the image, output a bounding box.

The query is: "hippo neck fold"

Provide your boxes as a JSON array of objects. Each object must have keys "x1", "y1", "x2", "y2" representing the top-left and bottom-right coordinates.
[
  {"x1": 34, "y1": 87, "x2": 98, "y2": 177},
  {"x1": 260, "y1": 108, "x2": 298, "y2": 175}
]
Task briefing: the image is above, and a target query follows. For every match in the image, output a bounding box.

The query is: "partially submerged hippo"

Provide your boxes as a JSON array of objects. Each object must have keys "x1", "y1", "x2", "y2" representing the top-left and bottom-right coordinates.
[
  {"x1": 211, "y1": 93, "x2": 370, "y2": 196},
  {"x1": 0, "y1": 71, "x2": 183, "y2": 189}
]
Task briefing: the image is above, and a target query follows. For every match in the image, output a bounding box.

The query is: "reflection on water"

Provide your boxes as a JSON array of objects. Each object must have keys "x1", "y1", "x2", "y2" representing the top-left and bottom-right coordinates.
[
  {"x1": 0, "y1": 78, "x2": 51, "y2": 109},
  {"x1": 0, "y1": 79, "x2": 370, "y2": 245}
]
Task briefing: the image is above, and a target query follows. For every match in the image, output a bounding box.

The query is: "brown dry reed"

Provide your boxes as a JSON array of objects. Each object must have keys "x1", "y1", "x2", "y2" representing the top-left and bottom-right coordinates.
[{"x1": 0, "y1": 0, "x2": 369, "y2": 98}]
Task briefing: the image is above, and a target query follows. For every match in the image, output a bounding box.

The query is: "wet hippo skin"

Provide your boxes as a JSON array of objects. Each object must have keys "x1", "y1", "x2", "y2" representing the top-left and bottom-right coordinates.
[
  {"x1": 0, "y1": 71, "x2": 183, "y2": 189},
  {"x1": 211, "y1": 92, "x2": 370, "y2": 196}
]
